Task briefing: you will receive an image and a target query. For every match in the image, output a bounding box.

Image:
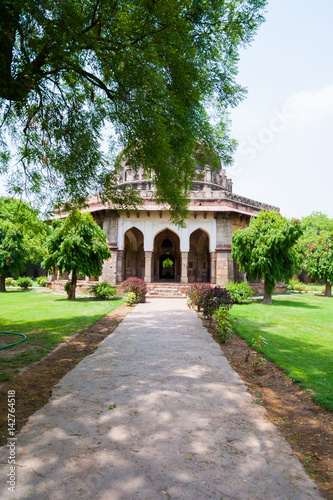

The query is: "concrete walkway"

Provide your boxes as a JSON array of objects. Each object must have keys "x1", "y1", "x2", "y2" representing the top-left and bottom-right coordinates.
[{"x1": 0, "y1": 299, "x2": 322, "y2": 499}]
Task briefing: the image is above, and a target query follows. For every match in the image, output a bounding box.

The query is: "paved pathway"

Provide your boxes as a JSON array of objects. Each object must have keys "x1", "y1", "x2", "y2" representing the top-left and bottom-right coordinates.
[{"x1": 0, "y1": 299, "x2": 322, "y2": 499}]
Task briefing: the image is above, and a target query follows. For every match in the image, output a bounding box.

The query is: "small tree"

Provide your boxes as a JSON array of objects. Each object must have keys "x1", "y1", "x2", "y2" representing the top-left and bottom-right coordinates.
[
  {"x1": 232, "y1": 211, "x2": 303, "y2": 304},
  {"x1": 42, "y1": 209, "x2": 111, "y2": 300},
  {"x1": 0, "y1": 221, "x2": 26, "y2": 292},
  {"x1": 304, "y1": 233, "x2": 333, "y2": 297}
]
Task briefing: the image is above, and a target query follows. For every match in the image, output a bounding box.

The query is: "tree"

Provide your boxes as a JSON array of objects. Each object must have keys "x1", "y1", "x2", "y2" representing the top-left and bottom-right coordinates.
[
  {"x1": 304, "y1": 234, "x2": 333, "y2": 297},
  {"x1": 0, "y1": 0, "x2": 267, "y2": 223},
  {"x1": 0, "y1": 197, "x2": 49, "y2": 266},
  {"x1": 232, "y1": 211, "x2": 303, "y2": 304},
  {"x1": 0, "y1": 220, "x2": 26, "y2": 292},
  {"x1": 300, "y1": 212, "x2": 333, "y2": 247},
  {"x1": 42, "y1": 209, "x2": 111, "y2": 300}
]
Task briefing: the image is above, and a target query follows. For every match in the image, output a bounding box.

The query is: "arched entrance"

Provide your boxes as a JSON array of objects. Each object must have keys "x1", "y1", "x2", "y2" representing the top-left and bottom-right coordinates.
[
  {"x1": 124, "y1": 227, "x2": 145, "y2": 280},
  {"x1": 188, "y1": 229, "x2": 210, "y2": 283},
  {"x1": 153, "y1": 229, "x2": 180, "y2": 282}
]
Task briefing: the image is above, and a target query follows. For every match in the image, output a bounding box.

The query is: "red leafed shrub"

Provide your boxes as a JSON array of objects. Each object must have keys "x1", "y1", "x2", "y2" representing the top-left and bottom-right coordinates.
[
  {"x1": 201, "y1": 286, "x2": 233, "y2": 326},
  {"x1": 121, "y1": 277, "x2": 148, "y2": 303},
  {"x1": 187, "y1": 283, "x2": 213, "y2": 311}
]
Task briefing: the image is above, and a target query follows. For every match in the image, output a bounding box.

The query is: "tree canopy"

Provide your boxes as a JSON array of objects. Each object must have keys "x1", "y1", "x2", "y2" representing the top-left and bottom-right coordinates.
[
  {"x1": 300, "y1": 212, "x2": 333, "y2": 247},
  {"x1": 232, "y1": 211, "x2": 303, "y2": 304},
  {"x1": 42, "y1": 209, "x2": 111, "y2": 299},
  {"x1": 0, "y1": 0, "x2": 267, "y2": 223},
  {"x1": 0, "y1": 196, "x2": 49, "y2": 264},
  {"x1": 304, "y1": 233, "x2": 333, "y2": 297},
  {"x1": 0, "y1": 219, "x2": 26, "y2": 292}
]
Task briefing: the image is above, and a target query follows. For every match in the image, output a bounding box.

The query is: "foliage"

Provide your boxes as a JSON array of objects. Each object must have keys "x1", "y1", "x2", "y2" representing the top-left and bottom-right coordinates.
[
  {"x1": 232, "y1": 211, "x2": 303, "y2": 304},
  {"x1": 0, "y1": 291, "x2": 125, "y2": 379},
  {"x1": 126, "y1": 292, "x2": 137, "y2": 307},
  {"x1": 0, "y1": 0, "x2": 267, "y2": 223},
  {"x1": 0, "y1": 197, "x2": 49, "y2": 265},
  {"x1": 187, "y1": 283, "x2": 212, "y2": 311},
  {"x1": 36, "y1": 276, "x2": 48, "y2": 287},
  {"x1": 287, "y1": 279, "x2": 308, "y2": 293},
  {"x1": 230, "y1": 294, "x2": 333, "y2": 411},
  {"x1": 121, "y1": 277, "x2": 147, "y2": 304},
  {"x1": 225, "y1": 281, "x2": 253, "y2": 303},
  {"x1": 202, "y1": 286, "x2": 233, "y2": 326},
  {"x1": 251, "y1": 334, "x2": 268, "y2": 369},
  {"x1": 5, "y1": 277, "x2": 16, "y2": 287},
  {"x1": 0, "y1": 219, "x2": 26, "y2": 292},
  {"x1": 89, "y1": 282, "x2": 117, "y2": 301},
  {"x1": 300, "y1": 212, "x2": 333, "y2": 247},
  {"x1": 162, "y1": 258, "x2": 173, "y2": 269},
  {"x1": 304, "y1": 233, "x2": 333, "y2": 297},
  {"x1": 214, "y1": 306, "x2": 235, "y2": 343},
  {"x1": 16, "y1": 276, "x2": 33, "y2": 289},
  {"x1": 42, "y1": 209, "x2": 111, "y2": 300}
]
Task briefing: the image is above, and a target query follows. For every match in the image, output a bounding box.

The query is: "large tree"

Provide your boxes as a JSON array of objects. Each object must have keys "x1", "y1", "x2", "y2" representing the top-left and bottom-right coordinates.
[
  {"x1": 0, "y1": 0, "x2": 267, "y2": 223},
  {"x1": 42, "y1": 209, "x2": 111, "y2": 300},
  {"x1": 0, "y1": 220, "x2": 26, "y2": 292},
  {"x1": 304, "y1": 234, "x2": 333, "y2": 297},
  {"x1": 0, "y1": 197, "x2": 49, "y2": 265},
  {"x1": 232, "y1": 211, "x2": 303, "y2": 304}
]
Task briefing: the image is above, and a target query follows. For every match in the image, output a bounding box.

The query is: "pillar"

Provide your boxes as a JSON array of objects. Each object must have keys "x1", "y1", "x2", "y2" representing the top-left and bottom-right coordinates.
[
  {"x1": 101, "y1": 249, "x2": 118, "y2": 284},
  {"x1": 210, "y1": 252, "x2": 216, "y2": 284},
  {"x1": 144, "y1": 251, "x2": 153, "y2": 283},
  {"x1": 181, "y1": 251, "x2": 189, "y2": 284},
  {"x1": 117, "y1": 250, "x2": 124, "y2": 284},
  {"x1": 215, "y1": 213, "x2": 234, "y2": 286}
]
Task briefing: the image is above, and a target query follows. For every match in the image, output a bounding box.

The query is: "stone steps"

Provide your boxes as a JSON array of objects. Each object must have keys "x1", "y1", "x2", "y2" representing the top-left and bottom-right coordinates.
[{"x1": 147, "y1": 284, "x2": 187, "y2": 298}]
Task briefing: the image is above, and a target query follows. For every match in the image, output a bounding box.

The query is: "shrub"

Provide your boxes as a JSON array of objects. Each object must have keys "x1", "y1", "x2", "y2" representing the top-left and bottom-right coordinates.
[
  {"x1": 36, "y1": 276, "x2": 48, "y2": 287},
  {"x1": 287, "y1": 279, "x2": 308, "y2": 292},
  {"x1": 202, "y1": 286, "x2": 233, "y2": 326},
  {"x1": 187, "y1": 283, "x2": 212, "y2": 311},
  {"x1": 5, "y1": 277, "x2": 16, "y2": 287},
  {"x1": 126, "y1": 292, "x2": 137, "y2": 306},
  {"x1": 214, "y1": 306, "x2": 235, "y2": 343},
  {"x1": 16, "y1": 277, "x2": 33, "y2": 289},
  {"x1": 64, "y1": 280, "x2": 70, "y2": 294},
  {"x1": 89, "y1": 281, "x2": 117, "y2": 300},
  {"x1": 121, "y1": 277, "x2": 148, "y2": 304},
  {"x1": 225, "y1": 281, "x2": 253, "y2": 303}
]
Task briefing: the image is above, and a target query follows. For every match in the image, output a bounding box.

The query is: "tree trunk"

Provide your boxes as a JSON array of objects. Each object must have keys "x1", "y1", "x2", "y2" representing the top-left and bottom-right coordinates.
[
  {"x1": 262, "y1": 276, "x2": 272, "y2": 304},
  {"x1": 0, "y1": 274, "x2": 6, "y2": 293},
  {"x1": 67, "y1": 272, "x2": 77, "y2": 300},
  {"x1": 325, "y1": 281, "x2": 332, "y2": 297}
]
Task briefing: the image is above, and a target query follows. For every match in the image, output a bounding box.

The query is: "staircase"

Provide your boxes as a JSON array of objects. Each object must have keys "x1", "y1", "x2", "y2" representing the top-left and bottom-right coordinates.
[{"x1": 147, "y1": 283, "x2": 188, "y2": 298}]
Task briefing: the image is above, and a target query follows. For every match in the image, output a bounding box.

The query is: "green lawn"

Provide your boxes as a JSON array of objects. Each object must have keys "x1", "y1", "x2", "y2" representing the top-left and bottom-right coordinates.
[
  {"x1": 231, "y1": 294, "x2": 333, "y2": 411},
  {"x1": 0, "y1": 291, "x2": 125, "y2": 380}
]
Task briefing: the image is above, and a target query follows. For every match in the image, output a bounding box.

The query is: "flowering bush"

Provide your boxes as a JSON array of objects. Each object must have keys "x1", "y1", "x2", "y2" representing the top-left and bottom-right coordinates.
[
  {"x1": 202, "y1": 286, "x2": 233, "y2": 325},
  {"x1": 121, "y1": 277, "x2": 148, "y2": 304},
  {"x1": 5, "y1": 277, "x2": 16, "y2": 287},
  {"x1": 187, "y1": 283, "x2": 212, "y2": 311}
]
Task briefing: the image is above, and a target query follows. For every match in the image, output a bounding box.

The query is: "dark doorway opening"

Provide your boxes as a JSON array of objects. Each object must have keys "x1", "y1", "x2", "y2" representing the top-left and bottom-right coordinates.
[{"x1": 159, "y1": 253, "x2": 175, "y2": 280}]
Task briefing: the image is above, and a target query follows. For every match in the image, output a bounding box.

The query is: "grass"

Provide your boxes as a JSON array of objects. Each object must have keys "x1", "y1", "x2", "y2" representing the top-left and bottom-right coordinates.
[
  {"x1": 0, "y1": 290, "x2": 125, "y2": 379},
  {"x1": 230, "y1": 294, "x2": 333, "y2": 411}
]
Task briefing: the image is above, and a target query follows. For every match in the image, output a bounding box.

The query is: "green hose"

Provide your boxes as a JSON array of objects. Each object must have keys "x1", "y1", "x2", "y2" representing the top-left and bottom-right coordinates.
[{"x1": 0, "y1": 332, "x2": 27, "y2": 350}]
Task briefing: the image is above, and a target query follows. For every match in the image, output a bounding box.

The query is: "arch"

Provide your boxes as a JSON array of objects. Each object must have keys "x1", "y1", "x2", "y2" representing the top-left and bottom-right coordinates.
[
  {"x1": 153, "y1": 228, "x2": 180, "y2": 282},
  {"x1": 124, "y1": 227, "x2": 145, "y2": 280},
  {"x1": 188, "y1": 229, "x2": 210, "y2": 283}
]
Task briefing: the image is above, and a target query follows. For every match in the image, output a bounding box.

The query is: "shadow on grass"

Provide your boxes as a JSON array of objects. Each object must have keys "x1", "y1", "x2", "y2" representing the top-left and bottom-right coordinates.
[
  {"x1": 233, "y1": 317, "x2": 333, "y2": 411},
  {"x1": 242, "y1": 297, "x2": 319, "y2": 309}
]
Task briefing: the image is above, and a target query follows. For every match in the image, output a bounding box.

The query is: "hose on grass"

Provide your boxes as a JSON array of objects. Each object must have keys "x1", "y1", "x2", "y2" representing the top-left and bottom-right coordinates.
[{"x1": 0, "y1": 332, "x2": 27, "y2": 350}]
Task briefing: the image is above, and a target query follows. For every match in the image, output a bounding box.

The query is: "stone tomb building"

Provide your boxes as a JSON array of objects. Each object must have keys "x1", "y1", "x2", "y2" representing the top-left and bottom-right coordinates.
[{"x1": 49, "y1": 161, "x2": 278, "y2": 290}]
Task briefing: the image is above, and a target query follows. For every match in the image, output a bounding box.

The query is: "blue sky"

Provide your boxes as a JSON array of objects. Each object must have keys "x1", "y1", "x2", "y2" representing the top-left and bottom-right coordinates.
[{"x1": 228, "y1": 0, "x2": 333, "y2": 219}]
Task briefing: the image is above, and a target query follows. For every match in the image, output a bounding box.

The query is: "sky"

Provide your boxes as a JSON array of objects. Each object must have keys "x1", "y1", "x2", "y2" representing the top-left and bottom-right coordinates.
[{"x1": 228, "y1": 0, "x2": 333, "y2": 219}]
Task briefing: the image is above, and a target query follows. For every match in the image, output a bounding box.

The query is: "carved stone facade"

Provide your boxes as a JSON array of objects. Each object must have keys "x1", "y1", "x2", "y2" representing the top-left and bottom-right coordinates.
[{"x1": 49, "y1": 161, "x2": 279, "y2": 288}]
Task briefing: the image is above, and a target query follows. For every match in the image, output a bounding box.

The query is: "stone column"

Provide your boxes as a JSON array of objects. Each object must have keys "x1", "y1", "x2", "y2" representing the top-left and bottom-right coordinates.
[
  {"x1": 181, "y1": 251, "x2": 189, "y2": 284},
  {"x1": 210, "y1": 252, "x2": 216, "y2": 284},
  {"x1": 117, "y1": 250, "x2": 125, "y2": 284},
  {"x1": 215, "y1": 213, "x2": 234, "y2": 286},
  {"x1": 101, "y1": 249, "x2": 118, "y2": 284},
  {"x1": 144, "y1": 251, "x2": 153, "y2": 283}
]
